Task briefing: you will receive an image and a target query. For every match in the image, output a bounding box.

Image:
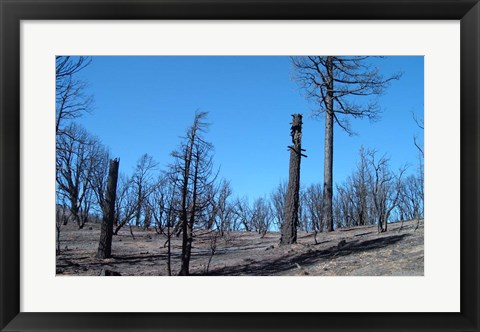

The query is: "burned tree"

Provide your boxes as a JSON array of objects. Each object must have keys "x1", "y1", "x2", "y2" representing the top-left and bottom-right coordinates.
[
  {"x1": 55, "y1": 57, "x2": 97, "y2": 229},
  {"x1": 367, "y1": 151, "x2": 406, "y2": 233},
  {"x1": 232, "y1": 197, "x2": 254, "y2": 232},
  {"x1": 412, "y1": 113, "x2": 424, "y2": 230},
  {"x1": 56, "y1": 124, "x2": 104, "y2": 229},
  {"x1": 280, "y1": 114, "x2": 306, "y2": 245},
  {"x1": 271, "y1": 181, "x2": 287, "y2": 231},
  {"x1": 251, "y1": 197, "x2": 273, "y2": 237},
  {"x1": 304, "y1": 183, "x2": 323, "y2": 243},
  {"x1": 97, "y1": 158, "x2": 120, "y2": 259},
  {"x1": 108, "y1": 155, "x2": 158, "y2": 236},
  {"x1": 56, "y1": 56, "x2": 93, "y2": 137},
  {"x1": 131, "y1": 154, "x2": 158, "y2": 227},
  {"x1": 209, "y1": 180, "x2": 234, "y2": 236},
  {"x1": 291, "y1": 56, "x2": 401, "y2": 231},
  {"x1": 168, "y1": 112, "x2": 216, "y2": 276},
  {"x1": 145, "y1": 174, "x2": 179, "y2": 275}
]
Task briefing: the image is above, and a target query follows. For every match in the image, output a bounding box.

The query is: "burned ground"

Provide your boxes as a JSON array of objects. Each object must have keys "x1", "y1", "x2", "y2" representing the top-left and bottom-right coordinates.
[{"x1": 56, "y1": 219, "x2": 423, "y2": 276}]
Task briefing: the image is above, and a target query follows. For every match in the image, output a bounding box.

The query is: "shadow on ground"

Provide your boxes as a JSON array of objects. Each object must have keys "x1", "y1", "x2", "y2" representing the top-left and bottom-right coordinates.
[{"x1": 204, "y1": 234, "x2": 407, "y2": 276}]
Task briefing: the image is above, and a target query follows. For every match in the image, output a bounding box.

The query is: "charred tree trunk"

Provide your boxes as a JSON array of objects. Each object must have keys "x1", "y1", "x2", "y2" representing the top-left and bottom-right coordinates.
[
  {"x1": 97, "y1": 159, "x2": 120, "y2": 259},
  {"x1": 179, "y1": 202, "x2": 195, "y2": 275},
  {"x1": 179, "y1": 145, "x2": 200, "y2": 276},
  {"x1": 135, "y1": 184, "x2": 142, "y2": 226},
  {"x1": 69, "y1": 196, "x2": 83, "y2": 229},
  {"x1": 414, "y1": 205, "x2": 420, "y2": 231},
  {"x1": 323, "y1": 56, "x2": 334, "y2": 232},
  {"x1": 167, "y1": 218, "x2": 172, "y2": 276},
  {"x1": 177, "y1": 134, "x2": 194, "y2": 275},
  {"x1": 280, "y1": 114, "x2": 305, "y2": 245},
  {"x1": 56, "y1": 207, "x2": 62, "y2": 254}
]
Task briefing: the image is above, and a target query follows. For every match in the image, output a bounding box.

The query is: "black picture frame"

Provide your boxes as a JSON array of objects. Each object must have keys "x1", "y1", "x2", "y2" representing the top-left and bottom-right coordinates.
[{"x1": 1, "y1": 1, "x2": 479, "y2": 331}]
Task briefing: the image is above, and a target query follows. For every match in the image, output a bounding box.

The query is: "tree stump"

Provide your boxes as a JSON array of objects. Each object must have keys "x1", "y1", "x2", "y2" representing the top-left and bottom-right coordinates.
[{"x1": 97, "y1": 158, "x2": 120, "y2": 259}]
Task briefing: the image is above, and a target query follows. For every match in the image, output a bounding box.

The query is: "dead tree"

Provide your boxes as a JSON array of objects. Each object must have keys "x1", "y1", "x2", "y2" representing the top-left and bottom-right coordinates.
[
  {"x1": 232, "y1": 197, "x2": 254, "y2": 232},
  {"x1": 367, "y1": 151, "x2": 406, "y2": 233},
  {"x1": 97, "y1": 158, "x2": 120, "y2": 259},
  {"x1": 412, "y1": 112, "x2": 424, "y2": 230},
  {"x1": 251, "y1": 197, "x2": 273, "y2": 237},
  {"x1": 165, "y1": 178, "x2": 179, "y2": 276},
  {"x1": 304, "y1": 183, "x2": 323, "y2": 243},
  {"x1": 56, "y1": 56, "x2": 93, "y2": 137},
  {"x1": 131, "y1": 154, "x2": 158, "y2": 227},
  {"x1": 291, "y1": 56, "x2": 401, "y2": 232},
  {"x1": 280, "y1": 114, "x2": 307, "y2": 245},
  {"x1": 169, "y1": 112, "x2": 215, "y2": 276},
  {"x1": 210, "y1": 180, "x2": 234, "y2": 236},
  {"x1": 271, "y1": 181, "x2": 287, "y2": 231},
  {"x1": 153, "y1": 173, "x2": 180, "y2": 276},
  {"x1": 55, "y1": 202, "x2": 69, "y2": 254},
  {"x1": 56, "y1": 123, "x2": 104, "y2": 229}
]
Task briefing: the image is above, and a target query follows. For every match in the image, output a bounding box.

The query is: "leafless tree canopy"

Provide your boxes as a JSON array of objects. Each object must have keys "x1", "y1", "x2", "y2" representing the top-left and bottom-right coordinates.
[
  {"x1": 291, "y1": 56, "x2": 401, "y2": 135},
  {"x1": 56, "y1": 123, "x2": 106, "y2": 229},
  {"x1": 56, "y1": 56, "x2": 93, "y2": 136},
  {"x1": 271, "y1": 181, "x2": 287, "y2": 231}
]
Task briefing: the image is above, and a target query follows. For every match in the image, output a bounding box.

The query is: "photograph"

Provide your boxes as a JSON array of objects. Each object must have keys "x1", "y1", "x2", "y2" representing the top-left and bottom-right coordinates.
[{"x1": 55, "y1": 55, "x2": 424, "y2": 276}]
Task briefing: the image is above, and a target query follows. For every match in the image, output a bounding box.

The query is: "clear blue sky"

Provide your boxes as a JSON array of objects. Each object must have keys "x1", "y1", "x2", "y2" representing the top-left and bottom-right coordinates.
[{"x1": 74, "y1": 56, "x2": 424, "y2": 200}]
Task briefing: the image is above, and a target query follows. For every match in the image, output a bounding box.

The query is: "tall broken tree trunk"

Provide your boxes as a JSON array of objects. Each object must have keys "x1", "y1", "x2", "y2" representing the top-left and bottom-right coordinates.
[
  {"x1": 97, "y1": 158, "x2": 120, "y2": 259},
  {"x1": 280, "y1": 114, "x2": 306, "y2": 245}
]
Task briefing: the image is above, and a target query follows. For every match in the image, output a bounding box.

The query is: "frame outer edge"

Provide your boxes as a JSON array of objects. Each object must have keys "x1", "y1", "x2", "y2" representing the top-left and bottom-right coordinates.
[
  {"x1": 460, "y1": 2, "x2": 480, "y2": 331},
  {"x1": 0, "y1": 0, "x2": 478, "y2": 20},
  {"x1": 1, "y1": 0, "x2": 479, "y2": 331},
  {"x1": 0, "y1": 1, "x2": 21, "y2": 331}
]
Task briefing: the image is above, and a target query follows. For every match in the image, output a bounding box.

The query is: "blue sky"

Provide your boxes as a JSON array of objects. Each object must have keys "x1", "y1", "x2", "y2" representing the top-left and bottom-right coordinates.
[{"x1": 74, "y1": 56, "x2": 424, "y2": 200}]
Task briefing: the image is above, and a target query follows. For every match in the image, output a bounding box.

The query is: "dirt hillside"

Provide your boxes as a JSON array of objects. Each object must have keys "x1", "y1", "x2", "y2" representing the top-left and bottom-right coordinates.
[{"x1": 56, "y1": 219, "x2": 423, "y2": 276}]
